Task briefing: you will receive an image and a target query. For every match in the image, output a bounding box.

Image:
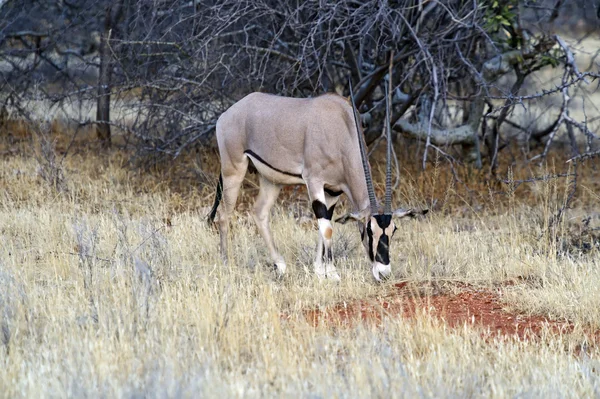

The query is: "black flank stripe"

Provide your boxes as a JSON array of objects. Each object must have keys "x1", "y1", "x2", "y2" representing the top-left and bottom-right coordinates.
[{"x1": 244, "y1": 150, "x2": 302, "y2": 178}]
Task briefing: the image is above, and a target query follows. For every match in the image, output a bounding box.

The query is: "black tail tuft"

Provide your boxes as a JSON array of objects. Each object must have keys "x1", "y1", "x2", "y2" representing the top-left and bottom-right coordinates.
[{"x1": 207, "y1": 173, "x2": 223, "y2": 224}]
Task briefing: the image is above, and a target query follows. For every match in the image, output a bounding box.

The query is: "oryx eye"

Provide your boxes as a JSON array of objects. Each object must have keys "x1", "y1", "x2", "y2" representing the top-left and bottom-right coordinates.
[{"x1": 392, "y1": 226, "x2": 397, "y2": 236}]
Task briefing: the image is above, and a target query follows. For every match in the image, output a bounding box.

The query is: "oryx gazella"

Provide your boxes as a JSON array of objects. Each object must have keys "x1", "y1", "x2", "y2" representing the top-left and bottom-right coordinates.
[{"x1": 208, "y1": 84, "x2": 427, "y2": 281}]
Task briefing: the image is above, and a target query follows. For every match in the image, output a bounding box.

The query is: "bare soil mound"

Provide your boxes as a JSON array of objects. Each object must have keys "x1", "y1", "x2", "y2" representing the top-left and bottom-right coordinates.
[{"x1": 304, "y1": 282, "x2": 600, "y2": 342}]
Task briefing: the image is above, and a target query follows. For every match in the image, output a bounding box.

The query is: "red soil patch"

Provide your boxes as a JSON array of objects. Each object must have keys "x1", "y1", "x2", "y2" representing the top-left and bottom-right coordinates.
[{"x1": 303, "y1": 282, "x2": 599, "y2": 342}]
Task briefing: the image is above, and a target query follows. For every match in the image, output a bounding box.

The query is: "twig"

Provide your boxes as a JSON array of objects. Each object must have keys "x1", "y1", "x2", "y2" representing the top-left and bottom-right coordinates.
[
  {"x1": 554, "y1": 35, "x2": 587, "y2": 83},
  {"x1": 567, "y1": 150, "x2": 600, "y2": 164},
  {"x1": 529, "y1": 69, "x2": 571, "y2": 164},
  {"x1": 501, "y1": 173, "x2": 575, "y2": 192}
]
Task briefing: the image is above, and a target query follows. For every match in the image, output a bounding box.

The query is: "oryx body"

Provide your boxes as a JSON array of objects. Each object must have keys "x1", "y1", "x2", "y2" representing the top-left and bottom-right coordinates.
[{"x1": 208, "y1": 91, "x2": 424, "y2": 281}]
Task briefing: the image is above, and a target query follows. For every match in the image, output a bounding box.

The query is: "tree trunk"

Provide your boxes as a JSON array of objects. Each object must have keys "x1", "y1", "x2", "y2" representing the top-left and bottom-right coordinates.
[
  {"x1": 96, "y1": 2, "x2": 124, "y2": 147},
  {"x1": 96, "y1": 7, "x2": 113, "y2": 146}
]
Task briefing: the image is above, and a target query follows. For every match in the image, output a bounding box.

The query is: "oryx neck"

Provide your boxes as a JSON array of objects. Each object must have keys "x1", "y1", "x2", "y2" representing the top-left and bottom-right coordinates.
[{"x1": 344, "y1": 162, "x2": 374, "y2": 214}]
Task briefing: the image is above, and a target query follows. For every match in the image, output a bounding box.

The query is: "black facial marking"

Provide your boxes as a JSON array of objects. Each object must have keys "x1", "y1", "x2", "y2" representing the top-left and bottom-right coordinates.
[
  {"x1": 366, "y1": 221, "x2": 374, "y2": 261},
  {"x1": 374, "y1": 214, "x2": 392, "y2": 229},
  {"x1": 244, "y1": 150, "x2": 302, "y2": 178},
  {"x1": 375, "y1": 234, "x2": 390, "y2": 265},
  {"x1": 324, "y1": 187, "x2": 343, "y2": 197},
  {"x1": 312, "y1": 201, "x2": 328, "y2": 219},
  {"x1": 373, "y1": 215, "x2": 392, "y2": 265}
]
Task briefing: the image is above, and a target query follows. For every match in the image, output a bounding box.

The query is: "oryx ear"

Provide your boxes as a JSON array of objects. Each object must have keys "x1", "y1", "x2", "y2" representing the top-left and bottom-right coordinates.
[
  {"x1": 392, "y1": 208, "x2": 429, "y2": 219},
  {"x1": 335, "y1": 208, "x2": 370, "y2": 224}
]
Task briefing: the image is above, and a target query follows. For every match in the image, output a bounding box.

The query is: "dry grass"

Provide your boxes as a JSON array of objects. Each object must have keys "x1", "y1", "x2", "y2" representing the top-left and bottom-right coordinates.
[{"x1": 1, "y1": 135, "x2": 600, "y2": 398}]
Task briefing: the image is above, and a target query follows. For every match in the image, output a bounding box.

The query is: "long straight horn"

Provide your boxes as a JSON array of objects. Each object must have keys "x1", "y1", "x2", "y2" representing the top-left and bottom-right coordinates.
[
  {"x1": 349, "y1": 79, "x2": 378, "y2": 214},
  {"x1": 384, "y1": 53, "x2": 394, "y2": 214}
]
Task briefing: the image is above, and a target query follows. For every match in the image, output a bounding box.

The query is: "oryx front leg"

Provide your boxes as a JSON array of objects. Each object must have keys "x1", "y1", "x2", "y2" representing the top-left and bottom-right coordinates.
[
  {"x1": 311, "y1": 190, "x2": 340, "y2": 281},
  {"x1": 253, "y1": 175, "x2": 286, "y2": 275}
]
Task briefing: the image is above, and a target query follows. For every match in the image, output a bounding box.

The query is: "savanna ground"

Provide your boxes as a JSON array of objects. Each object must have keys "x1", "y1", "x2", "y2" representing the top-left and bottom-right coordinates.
[{"x1": 1, "y1": 126, "x2": 600, "y2": 398}]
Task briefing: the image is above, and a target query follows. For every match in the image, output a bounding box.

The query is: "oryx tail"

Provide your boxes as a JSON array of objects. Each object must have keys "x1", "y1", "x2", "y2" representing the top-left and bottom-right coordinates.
[{"x1": 207, "y1": 173, "x2": 223, "y2": 224}]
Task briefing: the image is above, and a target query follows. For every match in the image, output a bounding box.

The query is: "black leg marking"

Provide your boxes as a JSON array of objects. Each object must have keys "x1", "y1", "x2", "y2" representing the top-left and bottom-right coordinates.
[
  {"x1": 312, "y1": 200, "x2": 328, "y2": 219},
  {"x1": 318, "y1": 236, "x2": 334, "y2": 264},
  {"x1": 326, "y1": 203, "x2": 336, "y2": 220},
  {"x1": 312, "y1": 200, "x2": 336, "y2": 221},
  {"x1": 314, "y1": 200, "x2": 336, "y2": 264},
  {"x1": 319, "y1": 243, "x2": 333, "y2": 263}
]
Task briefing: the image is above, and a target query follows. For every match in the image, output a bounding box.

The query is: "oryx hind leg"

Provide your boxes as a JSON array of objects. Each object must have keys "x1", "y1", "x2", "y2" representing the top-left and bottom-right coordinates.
[
  {"x1": 309, "y1": 187, "x2": 341, "y2": 281},
  {"x1": 253, "y1": 175, "x2": 286, "y2": 275},
  {"x1": 217, "y1": 158, "x2": 249, "y2": 264}
]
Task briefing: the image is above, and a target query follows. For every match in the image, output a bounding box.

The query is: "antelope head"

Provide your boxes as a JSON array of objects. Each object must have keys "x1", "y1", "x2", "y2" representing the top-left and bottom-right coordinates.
[{"x1": 336, "y1": 81, "x2": 428, "y2": 282}]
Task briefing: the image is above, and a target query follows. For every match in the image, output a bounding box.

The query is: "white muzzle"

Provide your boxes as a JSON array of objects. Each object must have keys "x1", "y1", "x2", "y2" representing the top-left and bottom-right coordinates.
[{"x1": 372, "y1": 262, "x2": 391, "y2": 282}]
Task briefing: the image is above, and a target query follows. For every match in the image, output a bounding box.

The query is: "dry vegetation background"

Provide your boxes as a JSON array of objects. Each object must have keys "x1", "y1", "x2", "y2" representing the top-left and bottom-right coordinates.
[{"x1": 0, "y1": 127, "x2": 599, "y2": 397}]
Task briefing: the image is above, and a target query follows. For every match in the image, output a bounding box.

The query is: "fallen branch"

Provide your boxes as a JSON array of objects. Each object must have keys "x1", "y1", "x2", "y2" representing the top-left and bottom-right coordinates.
[
  {"x1": 394, "y1": 119, "x2": 477, "y2": 146},
  {"x1": 394, "y1": 97, "x2": 484, "y2": 168}
]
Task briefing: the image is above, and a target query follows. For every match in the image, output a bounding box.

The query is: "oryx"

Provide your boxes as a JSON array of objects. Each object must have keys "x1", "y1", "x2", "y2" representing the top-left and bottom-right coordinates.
[{"x1": 208, "y1": 84, "x2": 427, "y2": 281}]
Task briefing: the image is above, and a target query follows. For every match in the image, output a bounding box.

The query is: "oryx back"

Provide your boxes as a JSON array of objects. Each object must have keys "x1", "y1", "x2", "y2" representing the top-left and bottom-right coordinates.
[{"x1": 216, "y1": 92, "x2": 359, "y2": 187}]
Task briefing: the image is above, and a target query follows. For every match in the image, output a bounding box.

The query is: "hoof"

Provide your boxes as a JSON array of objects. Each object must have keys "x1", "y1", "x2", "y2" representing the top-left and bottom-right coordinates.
[
  {"x1": 274, "y1": 261, "x2": 287, "y2": 276},
  {"x1": 325, "y1": 264, "x2": 341, "y2": 282},
  {"x1": 314, "y1": 263, "x2": 340, "y2": 281},
  {"x1": 315, "y1": 266, "x2": 327, "y2": 280},
  {"x1": 313, "y1": 263, "x2": 326, "y2": 280}
]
